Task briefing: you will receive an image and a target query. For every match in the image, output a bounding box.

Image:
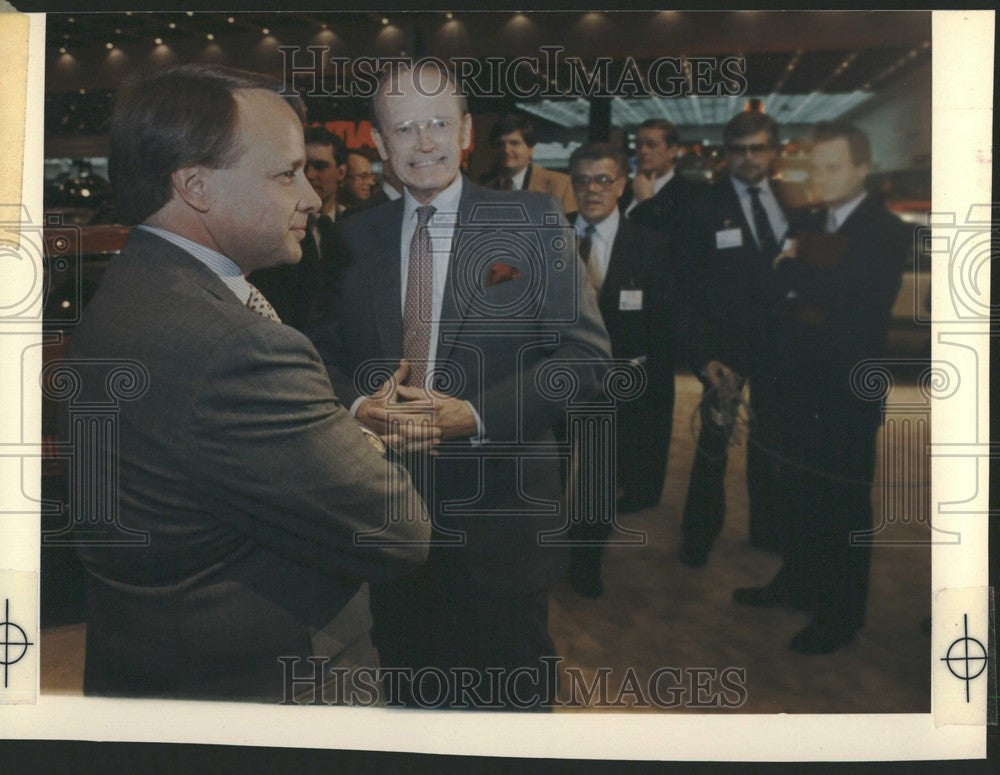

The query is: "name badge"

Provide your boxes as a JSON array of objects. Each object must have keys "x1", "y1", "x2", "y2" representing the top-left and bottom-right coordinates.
[
  {"x1": 715, "y1": 228, "x2": 743, "y2": 249},
  {"x1": 619, "y1": 289, "x2": 643, "y2": 311}
]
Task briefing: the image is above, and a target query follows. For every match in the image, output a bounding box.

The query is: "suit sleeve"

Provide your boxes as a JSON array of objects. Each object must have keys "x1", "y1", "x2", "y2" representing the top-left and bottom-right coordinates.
[
  {"x1": 183, "y1": 322, "x2": 429, "y2": 582},
  {"x1": 476, "y1": 197, "x2": 613, "y2": 439}
]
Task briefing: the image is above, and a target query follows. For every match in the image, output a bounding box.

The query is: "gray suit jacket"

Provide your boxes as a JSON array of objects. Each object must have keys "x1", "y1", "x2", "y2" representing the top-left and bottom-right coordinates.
[
  {"x1": 311, "y1": 178, "x2": 612, "y2": 592},
  {"x1": 67, "y1": 228, "x2": 429, "y2": 701}
]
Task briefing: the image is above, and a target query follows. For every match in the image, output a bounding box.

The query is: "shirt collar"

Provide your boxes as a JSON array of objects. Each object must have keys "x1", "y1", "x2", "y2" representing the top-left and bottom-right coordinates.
[
  {"x1": 731, "y1": 175, "x2": 775, "y2": 200},
  {"x1": 402, "y1": 173, "x2": 463, "y2": 223},
  {"x1": 575, "y1": 207, "x2": 620, "y2": 242},
  {"x1": 511, "y1": 165, "x2": 529, "y2": 190},
  {"x1": 828, "y1": 191, "x2": 868, "y2": 230},
  {"x1": 652, "y1": 169, "x2": 675, "y2": 195},
  {"x1": 135, "y1": 224, "x2": 252, "y2": 303}
]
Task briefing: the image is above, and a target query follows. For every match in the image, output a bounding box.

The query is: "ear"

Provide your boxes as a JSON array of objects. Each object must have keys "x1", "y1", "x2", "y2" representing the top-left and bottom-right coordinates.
[
  {"x1": 460, "y1": 114, "x2": 472, "y2": 152},
  {"x1": 335, "y1": 163, "x2": 347, "y2": 184},
  {"x1": 170, "y1": 166, "x2": 211, "y2": 213},
  {"x1": 372, "y1": 128, "x2": 389, "y2": 161}
]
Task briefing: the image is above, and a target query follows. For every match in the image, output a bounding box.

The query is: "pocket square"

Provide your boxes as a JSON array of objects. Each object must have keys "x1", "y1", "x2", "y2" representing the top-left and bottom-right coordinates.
[{"x1": 486, "y1": 262, "x2": 522, "y2": 287}]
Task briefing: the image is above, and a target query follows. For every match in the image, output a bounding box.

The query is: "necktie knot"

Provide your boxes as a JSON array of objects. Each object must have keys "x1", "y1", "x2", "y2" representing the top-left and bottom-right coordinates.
[
  {"x1": 747, "y1": 185, "x2": 762, "y2": 199},
  {"x1": 416, "y1": 205, "x2": 436, "y2": 228}
]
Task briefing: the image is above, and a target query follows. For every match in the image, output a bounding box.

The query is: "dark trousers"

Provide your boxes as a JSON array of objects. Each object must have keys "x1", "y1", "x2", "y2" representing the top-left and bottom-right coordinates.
[
  {"x1": 681, "y1": 386, "x2": 785, "y2": 553},
  {"x1": 371, "y1": 564, "x2": 557, "y2": 711},
  {"x1": 617, "y1": 391, "x2": 673, "y2": 507},
  {"x1": 771, "y1": 420, "x2": 876, "y2": 631}
]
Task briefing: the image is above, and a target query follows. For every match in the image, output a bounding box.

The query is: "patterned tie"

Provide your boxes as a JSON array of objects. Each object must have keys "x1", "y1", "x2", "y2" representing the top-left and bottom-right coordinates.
[
  {"x1": 246, "y1": 282, "x2": 281, "y2": 322},
  {"x1": 401, "y1": 205, "x2": 436, "y2": 388},
  {"x1": 747, "y1": 186, "x2": 778, "y2": 256}
]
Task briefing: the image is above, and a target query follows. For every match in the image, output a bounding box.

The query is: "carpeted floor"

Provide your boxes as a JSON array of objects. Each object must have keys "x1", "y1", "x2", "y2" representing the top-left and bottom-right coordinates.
[{"x1": 40, "y1": 373, "x2": 931, "y2": 713}]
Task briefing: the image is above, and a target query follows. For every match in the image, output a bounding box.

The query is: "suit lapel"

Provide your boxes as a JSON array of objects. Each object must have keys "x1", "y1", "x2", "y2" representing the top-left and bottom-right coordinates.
[
  {"x1": 436, "y1": 180, "x2": 478, "y2": 366},
  {"x1": 599, "y1": 215, "x2": 635, "y2": 309},
  {"x1": 367, "y1": 200, "x2": 405, "y2": 358}
]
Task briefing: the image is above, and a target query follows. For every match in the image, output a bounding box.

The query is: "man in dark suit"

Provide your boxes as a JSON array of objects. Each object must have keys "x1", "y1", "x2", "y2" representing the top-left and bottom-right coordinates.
[
  {"x1": 625, "y1": 118, "x2": 698, "y2": 227},
  {"x1": 563, "y1": 143, "x2": 673, "y2": 597},
  {"x1": 343, "y1": 157, "x2": 402, "y2": 215},
  {"x1": 311, "y1": 63, "x2": 611, "y2": 709},
  {"x1": 67, "y1": 64, "x2": 430, "y2": 701},
  {"x1": 482, "y1": 113, "x2": 577, "y2": 214},
  {"x1": 249, "y1": 125, "x2": 349, "y2": 332},
  {"x1": 680, "y1": 111, "x2": 796, "y2": 567},
  {"x1": 622, "y1": 119, "x2": 701, "y2": 510},
  {"x1": 733, "y1": 122, "x2": 908, "y2": 654},
  {"x1": 340, "y1": 150, "x2": 376, "y2": 209}
]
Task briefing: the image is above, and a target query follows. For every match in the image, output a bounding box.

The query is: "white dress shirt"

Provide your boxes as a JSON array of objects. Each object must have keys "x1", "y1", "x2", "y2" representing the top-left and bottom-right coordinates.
[
  {"x1": 574, "y1": 207, "x2": 620, "y2": 290},
  {"x1": 509, "y1": 165, "x2": 529, "y2": 191},
  {"x1": 352, "y1": 175, "x2": 486, "y2": 440}
]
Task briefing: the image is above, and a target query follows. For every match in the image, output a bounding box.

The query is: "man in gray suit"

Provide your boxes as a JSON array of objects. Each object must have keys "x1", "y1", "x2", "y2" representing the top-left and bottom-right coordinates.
[
  {"x1": 311, "y1": 62, "x2": 611, "y2": 710},
  {"x1": 67, "y1": 64, "x2": 430, "y2": 702}
]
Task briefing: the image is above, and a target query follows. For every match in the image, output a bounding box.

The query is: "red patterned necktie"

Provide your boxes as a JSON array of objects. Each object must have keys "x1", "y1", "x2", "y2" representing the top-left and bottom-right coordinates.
[
  {"x1": 245, "y1": 282, "x2": 281, "y2": 323},
  {"x1": 401, "y1": 205, "x2": 436, "y2": 387}
]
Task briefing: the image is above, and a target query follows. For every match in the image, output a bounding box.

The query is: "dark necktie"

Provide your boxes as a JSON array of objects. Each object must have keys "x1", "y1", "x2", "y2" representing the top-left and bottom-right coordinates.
[
  {"x1": 578, "y1": 223, "x2": 595, "y2": 264},
  {"x1": 747, "y1": 186, "x2": 778, "y2": 256},
  {"x1": 401, "y1": 205, "x2": 436, "y2": 388},
  {"x1": 246, "y1": 283, "x2": 281, "y2": 322},
  {"x1": 500, "y1": 175, "x2": 514, "y2": 191}
]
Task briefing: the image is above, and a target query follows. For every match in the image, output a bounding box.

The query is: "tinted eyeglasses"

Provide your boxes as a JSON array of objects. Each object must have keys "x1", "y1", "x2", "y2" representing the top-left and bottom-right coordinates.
[
  {"x1": 725, "y1": 143, "x2": 775, "y2": 156},
  {"x1": 571, "y1": 174, "x2": 621, "y2": 190}
]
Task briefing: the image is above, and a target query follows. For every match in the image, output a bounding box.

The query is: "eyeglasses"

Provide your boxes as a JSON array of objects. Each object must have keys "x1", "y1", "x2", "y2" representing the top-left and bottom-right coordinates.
[
  {"x1": 388, "y1": 118, "x2": 459, "y2": 140},
  {"x1": 725, "y1": 143, "x2": 775, "y2": 156},
  {"x1": 571, "y1": 174, "x2": 621, "y2": 190}
]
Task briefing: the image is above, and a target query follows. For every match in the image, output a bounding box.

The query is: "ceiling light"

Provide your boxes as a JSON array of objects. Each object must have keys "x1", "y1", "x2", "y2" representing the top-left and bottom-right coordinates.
[
  {"x1": 262, "y1": 28, "x2": 270, "y2": 35},
  {"x1": 155, "y1": 37, "x2": 162, "y2": 45},
  {"x1": 227, "y1": 17, "x2": 235, "y2": 23},
  {"x1": 206, "y1": 33, "x2": 214, "y2": 40}
]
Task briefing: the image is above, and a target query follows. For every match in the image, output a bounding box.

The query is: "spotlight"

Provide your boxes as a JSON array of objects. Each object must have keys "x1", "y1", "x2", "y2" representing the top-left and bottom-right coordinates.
[
  {"x1": 227, "y1": 17, "x2": 235, "y2": 23},
  {"x1": 59, "y1": 46, "x2": 66, "y2": 54},
  {"x1": 262, "y1": 28, "x2": 270, "y2": 35},
  {"x1": 155, "y1": 37, "x2": 162, "y2": 45},
  {"x1": 169, "y1": 22, "x2": 176, "y2": 29},
  {"x1": 206, "y1": 33, "x2": 214, "y2": 40},
  {"x1": 105, "y1": 42, "x2": 113, "y2": 49},
  {"x1": 382, "y1": 17, "x2": 389, "y2": 25}
]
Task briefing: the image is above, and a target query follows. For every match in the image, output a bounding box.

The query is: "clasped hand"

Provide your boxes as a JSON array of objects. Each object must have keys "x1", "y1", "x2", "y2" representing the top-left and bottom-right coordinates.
[{"x1": 355, "y1": 360, "x2": 479, "y2": 453}]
